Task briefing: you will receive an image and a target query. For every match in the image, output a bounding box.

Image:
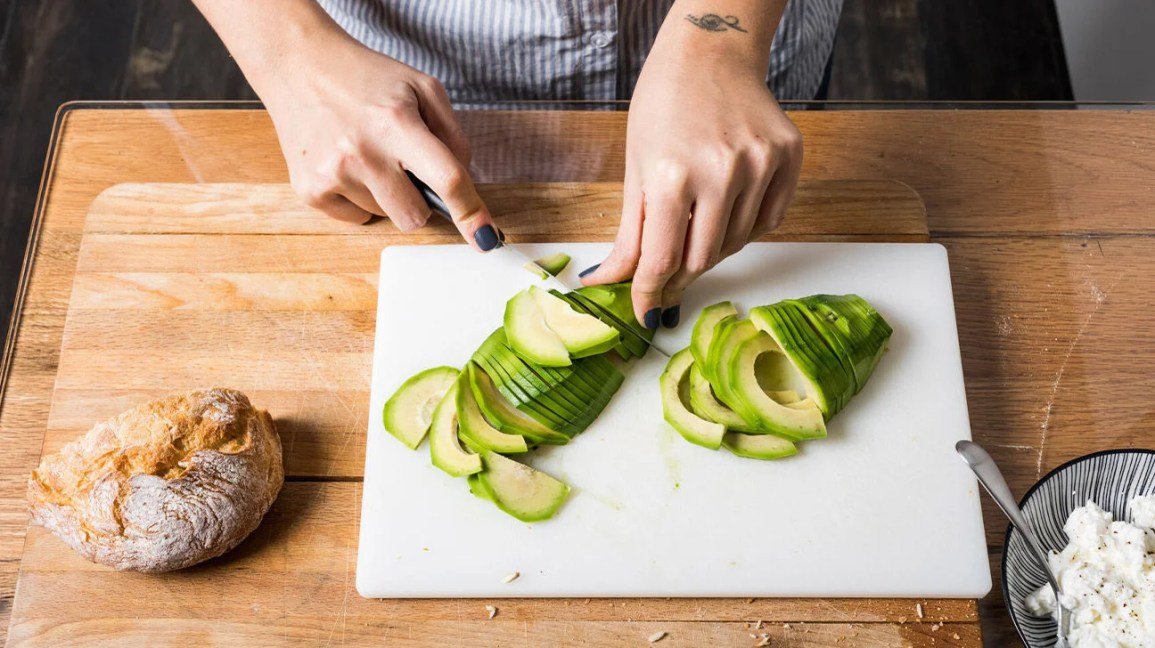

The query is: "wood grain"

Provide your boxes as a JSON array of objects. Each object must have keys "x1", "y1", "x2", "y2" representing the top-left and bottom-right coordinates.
[{"x1": 7, "y1": 107, "x2": 1155, "y2": 645}]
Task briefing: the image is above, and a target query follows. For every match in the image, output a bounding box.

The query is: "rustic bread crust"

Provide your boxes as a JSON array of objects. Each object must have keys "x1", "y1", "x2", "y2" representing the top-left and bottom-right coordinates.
[{"x1": 27, "y1": 388, "x2": 284, "y2": 572}]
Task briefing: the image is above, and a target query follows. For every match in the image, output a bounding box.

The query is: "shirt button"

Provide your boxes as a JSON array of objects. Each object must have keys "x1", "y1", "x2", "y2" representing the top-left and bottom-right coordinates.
[{"x1": 590, "y1": 32, "x2": 611, "y2": 48}]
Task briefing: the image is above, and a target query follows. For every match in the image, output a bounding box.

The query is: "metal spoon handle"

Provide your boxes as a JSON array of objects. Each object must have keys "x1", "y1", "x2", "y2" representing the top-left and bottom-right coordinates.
[{"x1": 955, "y1": 440, "x2": 1061, "y2": 594}]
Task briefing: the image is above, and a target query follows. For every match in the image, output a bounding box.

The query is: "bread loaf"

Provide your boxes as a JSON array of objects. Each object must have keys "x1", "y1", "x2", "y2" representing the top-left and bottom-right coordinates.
[{"x1": 27, "y1": 388, "x2": 283, "y2": 572}]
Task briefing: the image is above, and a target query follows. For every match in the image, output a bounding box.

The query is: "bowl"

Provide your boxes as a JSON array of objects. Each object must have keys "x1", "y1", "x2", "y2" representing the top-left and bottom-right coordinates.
[{"x1": 1002, "y1": 448, "x2": 1155, "y2": 647}]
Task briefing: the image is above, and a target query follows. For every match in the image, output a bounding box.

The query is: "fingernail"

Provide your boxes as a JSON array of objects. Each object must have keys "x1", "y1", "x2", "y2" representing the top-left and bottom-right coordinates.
[
  {"x1": 474, "y1": 225, "x2": 499, "y2": 251},
  {"x1": 643, "y1": 308, "x2": 661, "y2": 330},
  {"x1": 578, "y1": 264, "x2": 600, "y2": 278},
  {"x1": 661, "y1": 305, "x2": 681, "y2": 329}
]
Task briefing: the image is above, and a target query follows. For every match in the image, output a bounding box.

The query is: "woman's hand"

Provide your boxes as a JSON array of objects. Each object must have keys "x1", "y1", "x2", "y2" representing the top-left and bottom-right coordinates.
[
  {"x1": 194, "y1": 0, "x2": 500, "y2": 250},
  {"x1": 580, "y1": 1, "x2": 800, "y2": 328}
]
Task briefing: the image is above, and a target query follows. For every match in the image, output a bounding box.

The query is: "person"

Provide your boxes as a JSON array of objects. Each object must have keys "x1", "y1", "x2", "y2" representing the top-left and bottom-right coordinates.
[{"x1": 192, "y1": 0, "x2": 841, "y2": 329}]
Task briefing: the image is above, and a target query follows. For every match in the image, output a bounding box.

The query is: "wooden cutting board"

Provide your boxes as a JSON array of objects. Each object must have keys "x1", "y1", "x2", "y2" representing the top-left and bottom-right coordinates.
[{"x1": 10, "y1": 180, "x2": 986, "y2": 646}]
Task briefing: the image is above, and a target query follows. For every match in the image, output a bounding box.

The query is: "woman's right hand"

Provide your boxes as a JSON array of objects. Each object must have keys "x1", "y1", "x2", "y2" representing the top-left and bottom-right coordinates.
[{"x1": 257, "y1": 31, "x2": 500, "y2": 250}]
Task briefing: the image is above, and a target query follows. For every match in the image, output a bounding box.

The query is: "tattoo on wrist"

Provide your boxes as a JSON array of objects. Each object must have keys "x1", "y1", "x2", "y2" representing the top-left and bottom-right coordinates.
[{"x1": 685, "y1": 13, "x2": 748, "y2": 33}]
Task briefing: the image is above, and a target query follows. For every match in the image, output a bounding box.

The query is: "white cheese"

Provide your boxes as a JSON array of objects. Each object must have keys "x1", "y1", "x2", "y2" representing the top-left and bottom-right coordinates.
[{"x1": 1027, "y1": 495, "x2": 1155, "y2": 647}]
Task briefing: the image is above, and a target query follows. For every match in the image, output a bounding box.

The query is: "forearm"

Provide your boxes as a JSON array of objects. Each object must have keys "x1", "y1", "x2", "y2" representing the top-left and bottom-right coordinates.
[
  {"x1": 655, "y1": 0, "x2": 788, "y2": 76},
  {"x1": 191, "y1": 0, "x2": 356, "y2": 103}
]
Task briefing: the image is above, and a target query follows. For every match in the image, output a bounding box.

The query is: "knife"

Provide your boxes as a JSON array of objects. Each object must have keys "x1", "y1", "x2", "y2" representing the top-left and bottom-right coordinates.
[{"x1": 405, "y1": 171, "x2": 671, "y2": 358}]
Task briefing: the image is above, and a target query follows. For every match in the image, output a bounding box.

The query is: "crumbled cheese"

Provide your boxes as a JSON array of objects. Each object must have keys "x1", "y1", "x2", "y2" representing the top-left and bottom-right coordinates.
[{"x1": 1026, "y1": 495, "x2": 1155, "y2": 647}]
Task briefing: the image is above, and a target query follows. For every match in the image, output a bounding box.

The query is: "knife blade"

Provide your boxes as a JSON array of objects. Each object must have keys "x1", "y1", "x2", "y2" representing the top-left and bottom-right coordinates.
[{"x1": 405, "y1": 171, "x2": 671, "y2": 358}]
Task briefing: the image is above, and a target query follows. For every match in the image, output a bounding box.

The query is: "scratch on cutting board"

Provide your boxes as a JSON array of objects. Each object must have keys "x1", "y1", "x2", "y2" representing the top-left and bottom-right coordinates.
[{"x1": 1037, "y1": 274, "x2": 1122, "y2": 475}]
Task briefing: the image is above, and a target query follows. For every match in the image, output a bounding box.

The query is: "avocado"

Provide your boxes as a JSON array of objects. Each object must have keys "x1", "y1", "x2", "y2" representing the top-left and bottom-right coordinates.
[
  {"x1": 466, "y1": 362, "x2": 570, "y2": 445},
  {"x1": 690, "y1": 301, "x2": 738, "y2": 368},
  {"x1": 798, "y1": 294, "x2": 892, "y2": 392},
  {"x1": 575, "y1": 283, "x2": 654, "y2": 351},
  {"x1": 477, "y1": 451, "x2": 571, "y2": 522},
  {"x1": 705, "y1": 317, "x2": 760, "y2": 421},
  {"x1": 427, "y1": 381, "x2": 483, "y2": 477},
  {"x1": 534, "y1": 252, "x2": 571, "y2": 276},
  {"x1": 687, "y1": 363, "x2": 758, "y2": 432},
  {"x1": 382, "y1": 366, "x2": 460, "y2": 450},
  {"x1": 467, "y1": 473, "x2": 496, "y2": 502},
  {"x1": 504, "y1": 289, "x2": 571, "y2": 367},
  {"x1": 531, "y1": 286, "x2": 620, "y2": 358},
  {"x1": 660, "y1": 349, "x2": 725, "y2": 450},
  {"x1": 725, "y1": 333, "x2": 826, "y2": 440},
  {"x1": 556, "y1": 290, "x2": 643, "y2": 359},
  {"x1": 456, "y1": 370, "x2": 529, "y2": 454},
  {"x1": 701, "y1": 314, "x2": 741, "y2": 387},
  {"x1": 722, "y1": 431, "x2": 798, "y2": 460},
  {"x1": 750, "y1": 305, "x2": 855, "y2": 417}
]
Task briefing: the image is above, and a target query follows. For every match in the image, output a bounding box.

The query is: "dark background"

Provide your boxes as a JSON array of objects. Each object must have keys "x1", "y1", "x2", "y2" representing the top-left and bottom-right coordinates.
[{"x1": 0, "y1": 0, "x2": 1072, "y2": 351}]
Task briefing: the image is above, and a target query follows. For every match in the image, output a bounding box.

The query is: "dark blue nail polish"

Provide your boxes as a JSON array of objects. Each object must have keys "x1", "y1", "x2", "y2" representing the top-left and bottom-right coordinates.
[
  {"x1": 643, "y1": 308, "x2": 661, "y2": 330},
  {"x1": 474, "y1": 225, "x2": 499, "y2": 251},
  {"x1": 578, "y1": 264, "x2": 600, "y2": 278},
  {"x1": 661, "y1": 305, "x2": 681, "y2": 329}
]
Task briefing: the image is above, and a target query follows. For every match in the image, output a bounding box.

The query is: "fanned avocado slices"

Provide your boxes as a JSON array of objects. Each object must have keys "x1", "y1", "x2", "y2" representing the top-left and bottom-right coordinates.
[{"x1": 382, "y1": 366, "x2": 460, "y2": 450}]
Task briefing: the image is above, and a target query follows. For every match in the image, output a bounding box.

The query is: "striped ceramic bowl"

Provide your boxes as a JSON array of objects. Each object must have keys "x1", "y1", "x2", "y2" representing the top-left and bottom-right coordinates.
[{"x1": 1002, "y1": 449, "x2": 1155, "y2": 647}]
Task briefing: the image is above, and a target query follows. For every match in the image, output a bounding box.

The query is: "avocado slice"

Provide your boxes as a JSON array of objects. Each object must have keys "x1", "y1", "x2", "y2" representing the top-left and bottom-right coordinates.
[
  {"x1": 382, "y1": 366, "x2": 460, "y2": 450},
  {"x1": 687, "y1": 363, "x2": 758, "y2": 432},
  {"x1": 467, "y1": 472, "x2": 496, "y2": 502},
  {"x1": 427, "y1": 381, "x2": 483, "y2": 477},
  {"x1": 456, "y1": 370, "x2": 528, "y2": 454},
  {"x1": 691, "y1": 301, "x2": 738, "y2": 368},
  {"x1": 531, "y1": 286, "x2": 620, "y2": 358},
  {"x1": 725, "y1": 333, "x2": 827, "y2": 440},
  {"x1": 477, "y1": 451, "x2": 571, "y2": 522},
  {"x1": 751, "y1": 305, "x2": 855, "y2": 417},
  {"x1": 467, "y1": 362, "x2": 570, "y2": 445},
  {"x1": 797, "y1": 294, "x2": 892, "y2": 392},
  {"x1": 534, "y1": 253, "x2": 571, "y2": 276},
  {"x1": 722, "y1": 431, "x2": 798, "y2": 460},
  {"x1": 575, "y1": 283, "x2": 654, "y2": 353},
  {"x1": 504, "y1": 289, "x2": 571, "y2": 367},
  {"x1": 660, "y1": 349, "x2": 725, "y2": 450},
  {"x1": 706, "y1": 318, "x2": 760, "y2": 421},
  {"x1": 556, "y1": 291, "x2": 643, "y2": 359}
]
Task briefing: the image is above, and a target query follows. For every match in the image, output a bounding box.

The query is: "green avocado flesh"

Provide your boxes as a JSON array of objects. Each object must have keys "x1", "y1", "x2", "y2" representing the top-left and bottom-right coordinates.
[
  {"x1": 466, "y1": 362, "x2": 569, "y2": 445},
  {"x1": 504, "y1": 288, "x2": 571, "y2": 366},
  {"x1": 722, "y1": 431, "x2": 798, "y2": 460},
  {"x1": 534, "y1": 253, "x2": 571, "y2": 276},
  {"x1": 691, "y1": 301, "x2": 738, "y2": 369},
  {"x1": 659, "y1": 294, "x2": 890, "y2": 460},
  {"x1": 505, "y1": 287, "x2": 621, "y2": 366},
  {"x1": 477, "y1": 451, "x2": 570, "y2": 522},
  {"x1": 532, "y1": 287, "x2": 620, "y2": 358},
  {"x1": 456, "y1": 370, "x2": 528, "y2": 454},
  {"x1": 660, "y1": 349, "x2": 725, "y2": 450},
  {"x1": 383, "y1": 366, "x2": 460, "y2": 450},
  {"x1": 428, "y1": 381, "x2": 483, "y2": 477},
  {"x1": 574, "y1": 284, "x2": 654, "y2": 355}
]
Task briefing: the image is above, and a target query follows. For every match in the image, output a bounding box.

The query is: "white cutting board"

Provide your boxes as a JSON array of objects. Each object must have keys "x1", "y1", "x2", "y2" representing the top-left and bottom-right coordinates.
[{"x1": 356, "y1": 242, "x2": 991, "y2": 598}]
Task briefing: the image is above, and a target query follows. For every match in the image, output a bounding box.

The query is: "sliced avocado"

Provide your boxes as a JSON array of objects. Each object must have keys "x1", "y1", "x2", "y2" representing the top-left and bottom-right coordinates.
[
  {"x1": 751, "y1": 305, "x2": 855, "y2": 417},
  {"x1": 725, "y1": 333, "x2": 826, "y2": 440},
  {"x1": 706, "y1": 318, "x2": 760, "y2": 420},
  {"x1": 382, "y1": 366, "x2": 460, "y2": 450},
  {"x1": 531, "y1": 286, "x2": 619, "y2": 358},
  {"x1": 687, "y1": 363, "x2": 758, "y2": 432},
  {"x1": 660, "y1": 349, "x2": 725, "y2": 450},
  {"x1": 534, "y1": 252, "x2": 571, "y2": 276},
  {"x1": 478, "y1": 452, "x2": 570, "y2": 522},
  {"x1": 722, "y1": 431, "x2": 798, "y2": 460},
  {"x1": 428, "y1": 381, "x2": 483, "y2": 477},
  {"x1": 467, "y1": 363, "x2": 570, "y2": 445},
  {"x1": 798, "y1": 294, "x2": 892, "y2": 392},
  {"x1": 504, "y1": 288, "x2": 571, "y2": 367},
  {"x1": 557, "y1": 290, "x2": 644, "y2": 359},
  {"x1": 523, "y1": 262, "x2": 549, "y2": 280},
  {"x1": 467, "y1": 473, "x2": 496, "y2": 502},
  {"x1": 691, "y1": 301, "x2": 738, "y2": 368},
  {"x1": 456, "y1": 370, "x2": 528, "y2": 454},
  {"x1": 575, "y1": 283, "x2": 654, "y2": 351},
  {"x1": 701, "y1": 314, "x2": 740, "y2": 387},
  {"x1": 768, "y1": 389, "x2": 802, "y2": 404}
]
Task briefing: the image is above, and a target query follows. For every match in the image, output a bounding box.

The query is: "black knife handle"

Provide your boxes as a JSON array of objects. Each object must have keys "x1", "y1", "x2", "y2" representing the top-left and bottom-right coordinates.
[{"x1": 405, "y1": 171, "x2": 452, "y2": 222}]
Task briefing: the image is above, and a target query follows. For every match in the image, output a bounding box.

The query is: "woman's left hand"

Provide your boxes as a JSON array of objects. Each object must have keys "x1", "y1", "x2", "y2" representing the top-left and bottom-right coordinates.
[{"x1": 580, "y1": 18, "x2": 802, "y2": 330}]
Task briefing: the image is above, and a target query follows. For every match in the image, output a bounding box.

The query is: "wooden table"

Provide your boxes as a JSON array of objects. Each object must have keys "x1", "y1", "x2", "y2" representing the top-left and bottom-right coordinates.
[{"x1": 2, "y1": 105, "x2": 1154, "y2": 646}]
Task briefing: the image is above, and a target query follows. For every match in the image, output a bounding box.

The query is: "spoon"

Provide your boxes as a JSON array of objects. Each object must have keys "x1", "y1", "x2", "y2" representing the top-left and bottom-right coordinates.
[{"x1": 955, "y1": 440, "x2": 1069, "y2": 647}]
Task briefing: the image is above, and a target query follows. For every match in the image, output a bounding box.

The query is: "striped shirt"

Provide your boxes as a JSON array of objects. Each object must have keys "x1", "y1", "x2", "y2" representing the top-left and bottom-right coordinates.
[{"x1": 317, "y1": 1, "x2": 842, "y2": 103}]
